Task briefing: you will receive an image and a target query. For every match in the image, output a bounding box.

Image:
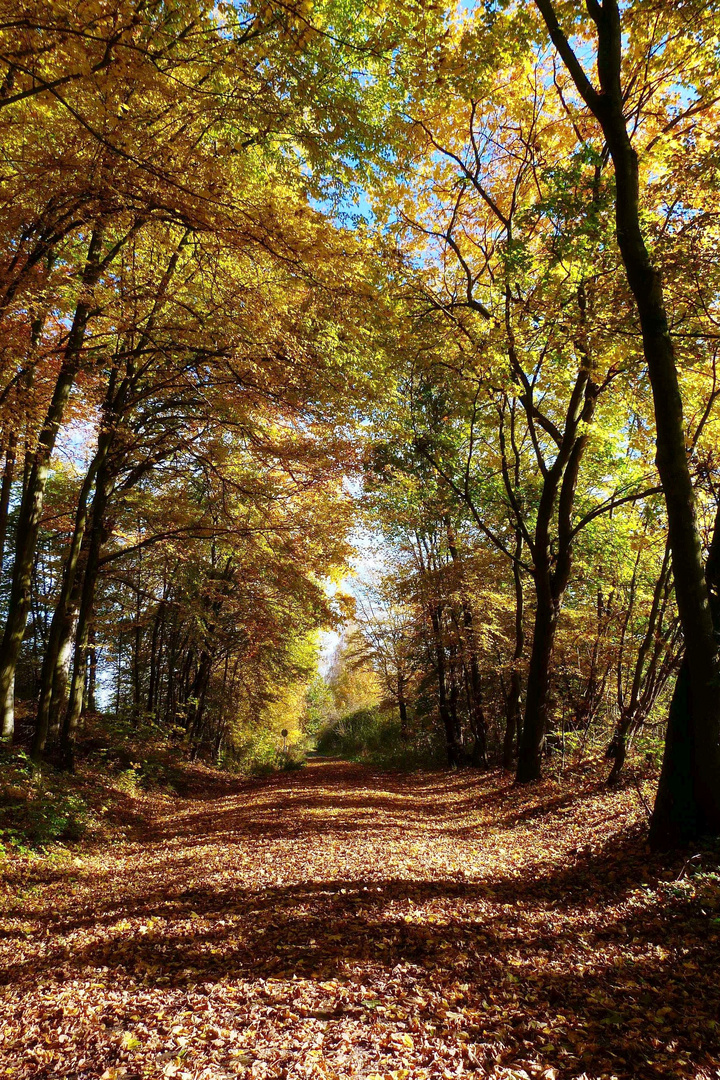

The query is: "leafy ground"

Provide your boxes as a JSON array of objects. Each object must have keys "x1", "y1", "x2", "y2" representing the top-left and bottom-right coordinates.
[{"x1": 1, "y1": 759, "x2": 719, "y2": 1080}]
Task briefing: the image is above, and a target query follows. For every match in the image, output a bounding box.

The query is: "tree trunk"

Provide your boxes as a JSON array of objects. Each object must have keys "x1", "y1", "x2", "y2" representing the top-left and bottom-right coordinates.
[
  {"x1": 131, "y1": 543, "x2": 143, "y2": 718},
  {"x1": 647, "y1": 658, "x2": 695, "y2": 844},
  {"x1": 607, "y1": 546, "x2": 672, "y2": 785},
  {"x1": 504, "y1": 535, "x2": 525, "y2": 769},
  {"x1": 467, "y1": 650, "x2": 488, "y2": 768},
  {"x1": 430, "y1": 605, "x2": 462, "y2": 767},
  {"x1": 115, "y1": 633, "x2": 123, "y2": 715},
  {"x1": 446, "y1": 523, "x2": 487, "y2": 766},
  {"x1": 0, "y1": 434, "x2": 16, "y2": 574},
  {"x1": 535, "y1": 0, "x2": 720, "y2": 840},
  {"x1": 607, "y1": 722, "x2": 630, "y2": 787},
  {"x1": 448, "y1": 660, "x2": 462, "y2": 751},
  {"x1": 397, "y1": 675, "x2": 409, "y2": 740},
  {"x1": 517, "y1": 588, "x2": 559, "y2": 782},
  {"x1": 33, "y1": 590, "x2": 81, "y2": 758},
  {"x1": 186, "y1": 650, "x2": 213, "y2": 758},
  {"x1": 516, "y1": 353, "x2": 598, "y2": 783},
  {"x1": 59, "y1": 456, "x2": 110, "y2": 768},
  {"x1": 503, "y1": 667, "x2": 523, "y2": 768},
  {"x1": 650, "y1": 504, "x2": 720, "y2": 844},
  {"x1": 147, "y1": 602, "x2": 165, "y2": 716},
  {"x1": 132, "y1": 601, "x2": 142, "y2": 718},
  {"x1": 86, "y1": 626, "x2": 97, "y2": 713},
  {"x1": 603, "y1": 77, "x2": 720, "y2": 831},
  {"x1": 163, "y1": 624, "x2": 182, "y2": 727},
  {"x1": 32, "y1": 432, "x2": 111, "y2": 758},
  {"x1": 0, "y1": 224, "x2": 106, "y2": 739}
]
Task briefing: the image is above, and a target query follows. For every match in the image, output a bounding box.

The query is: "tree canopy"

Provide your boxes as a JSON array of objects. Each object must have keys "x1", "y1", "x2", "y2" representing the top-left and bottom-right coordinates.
[{"x1": 0, "y1": 0, "x2": 719, "y2": 852}]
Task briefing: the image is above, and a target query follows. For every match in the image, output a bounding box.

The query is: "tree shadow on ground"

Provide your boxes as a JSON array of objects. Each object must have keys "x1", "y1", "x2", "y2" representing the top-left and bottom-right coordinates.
[
  {"x1": 5, "y1": 832, "x2": 719, "y2": 1078},
  {"x1": 139, "y1": 762, "x2": 606, "y2": 846},
  {"x1": 5, "y1": 761, "x2": 718, "y2": 1080}
]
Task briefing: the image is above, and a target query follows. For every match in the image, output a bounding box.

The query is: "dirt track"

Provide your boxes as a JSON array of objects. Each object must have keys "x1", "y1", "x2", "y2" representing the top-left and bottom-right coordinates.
[{"x1": 1, "y1": 760, "x2": 719, "y2": 1080}]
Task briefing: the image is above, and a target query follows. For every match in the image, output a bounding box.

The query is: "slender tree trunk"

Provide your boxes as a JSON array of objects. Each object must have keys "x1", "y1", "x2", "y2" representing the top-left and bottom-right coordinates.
[
  {"x1": 535, "y1": 0, "x2": 720, "y2": 841},
  {"x1": 431, "y1": 605, "x2": 462, "y2": 767},
  {"x1": 608, "y1": 547, "x2": 671, "y2": 785},
  {"x1": 446, "y1": 522, "x2": 488, "y2": 766},
  {"x1": 467, "y1": 651, "x2": 488, "y2": 767},
  {"x1": 32, "y1": 431, "x2": 111, "y2": 758},
  {"x1": 164, "y1": 623, "x2": 182, "y2": 726},
  {"x1": 132, "y1": 603, "x2": 142, "y2": 718},
  {"x1": 0, "y1": 224, "x2": 106, "y2": 739},
  {"x1": 29, "y1": 552, "x2": 45, "y2": 696},
  {"x1": 397, "y1": 674, "x2": 409, "y2": 740},
  {"x1": 86, "y1": 626, "x2": 97, "y2": 713},
  {"x1": 187, "y1": 650, "x2": 213, "y2": 758},
  {"x1": 504, "y1": 535, "x2": 525, "y2": 769},
  {"x1": 147, "y1": 602, "x2": 164, "y2": 715},
  {"x1": 448, "y1": 659, "x2": 462, "y2": 747},
  {"x1": 516, "y1": 355, "x2": 598, "y2": 782},
  {"x1": 0, "y1": 435, "x2": 16, "y2": 573},
  {"x1": 185, "y1": 558, "x2": 234, "y2": 755},
  {"x1": 60, "y1": 456, "x2": 110, "y2": 768},
  {"x1": 517, "y1": 588, "x2": 559, "y2": 782},
  {"x1": 115, "y1": 633, "x2": 123, "y2": 715},
  {"x1": 131, "y1": 542, "x2": 143, "y2": 718},
  {"x1": 152, "y1": 614, "x2": 165, "y2": 716},
  {"x1": 180, "y1": 648, "x2": 195, "y2": 719}
]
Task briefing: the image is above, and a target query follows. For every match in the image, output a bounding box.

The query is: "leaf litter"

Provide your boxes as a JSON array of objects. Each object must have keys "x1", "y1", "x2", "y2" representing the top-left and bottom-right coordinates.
[{"x1": 1, "y1": 760, "x2": 719, "y2": 1080}]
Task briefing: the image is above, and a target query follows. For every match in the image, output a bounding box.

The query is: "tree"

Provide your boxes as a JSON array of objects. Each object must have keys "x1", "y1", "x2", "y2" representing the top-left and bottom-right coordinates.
[{"x1": 532, "y1": 0, "x2": 720, "y2": 842}]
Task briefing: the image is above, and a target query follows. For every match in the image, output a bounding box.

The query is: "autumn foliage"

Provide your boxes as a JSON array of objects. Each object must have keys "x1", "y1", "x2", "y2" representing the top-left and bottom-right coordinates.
[{"x1": 1, "y1": 1, "x2": 720, "y2": 1076}]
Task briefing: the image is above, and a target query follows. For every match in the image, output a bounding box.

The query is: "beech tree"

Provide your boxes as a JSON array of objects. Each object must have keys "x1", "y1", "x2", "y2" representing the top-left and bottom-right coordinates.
[
  {"x1": 530, "y1": 0, "x2": 720, "y2": 842},
  {"x1": 1, "y1": 0, "x2": 719, "y2": 851}
]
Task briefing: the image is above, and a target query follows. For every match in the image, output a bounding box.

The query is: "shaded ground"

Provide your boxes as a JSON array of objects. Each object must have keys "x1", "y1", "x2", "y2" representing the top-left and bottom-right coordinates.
[{"x1": 1, "y1": 760, "x2": 719, "y2": 1080}]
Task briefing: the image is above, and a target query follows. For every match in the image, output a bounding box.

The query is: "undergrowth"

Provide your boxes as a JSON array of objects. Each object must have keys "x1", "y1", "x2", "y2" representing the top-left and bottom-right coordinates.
[
  {"x1": 0, "y1": 710, "x2": 309, "y2": 854},
  {"x1": 316, "y1": 707, "x2": 446, "y2": 770},
  {"x1": 0, "y1": 748, "x2": 95, "y2": 854},
  {"x1": 221, "y1": 727, "x2": 307, "y2": 775}
]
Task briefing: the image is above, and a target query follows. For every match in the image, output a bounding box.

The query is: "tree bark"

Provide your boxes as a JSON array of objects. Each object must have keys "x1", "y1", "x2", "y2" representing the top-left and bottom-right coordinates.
[
  {"x1": 445, "y1": 523, "x2": 488, "y2": 766},
  {"x1": 535, "y1": 0, "x2": 720, "y2": 839},
  {"x1": 517, "y1": 590, "x2": 559, "y2": 781},
  {"x1": 86, "y1": 626, "x2": 97, "y2": 713},
  {"x1": 132, "y1": 581, "x2": 143, "y2": 719},
  {"x1": 0, "y1": 435, "x2": 17, "y2": 574},
  {"x1": 516, "y1": 361, "x2": 599, "y2": 782},
  {"x1": 0, "y1": 223, "x2": 106, "y2": 739},
  {"x1": 186, "y1": 649, "x2": 213, "y2": 758},
  {"x1": 147, "y1": 601, "x2": 165, "y2": 716},
  {"x1": 59, "y1": 454, "x2": 111, "y2": 768},
  {"x1": 397, "y1": 674, "x2": 409, "y2": 739},
  {"x1": 32, "y1": 428, "x2": 112, "y2": 758},
  {"x1": 430, "y1": 604, "x2": 463, "y2": 767},
  {"x1": 503, "y1": 534, "x2": 525, "y2": 769},
  {"x1": 650, "y1": 504, "x2": 720, "y2": 844}
]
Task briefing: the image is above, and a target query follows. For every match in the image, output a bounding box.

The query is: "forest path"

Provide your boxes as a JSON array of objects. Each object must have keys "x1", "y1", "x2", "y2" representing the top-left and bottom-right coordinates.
[{"x1": 2, "y1": 760, "x2": 719, "y2": 1080}]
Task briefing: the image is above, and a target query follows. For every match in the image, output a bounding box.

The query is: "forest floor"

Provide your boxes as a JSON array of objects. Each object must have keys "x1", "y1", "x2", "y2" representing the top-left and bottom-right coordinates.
[{"x1": 1, "y1": 758, "x2": 720, "y2": 1080}]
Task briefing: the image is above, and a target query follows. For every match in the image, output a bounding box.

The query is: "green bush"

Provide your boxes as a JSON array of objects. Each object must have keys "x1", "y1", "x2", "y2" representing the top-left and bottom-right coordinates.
[
  {"x1": 221, "y1": 729, "x2": 307, "y2": 775},
  {"x1": 316, "y1": 707, "x2": 445, "y2": 769},
  {"x1": 113, "y1": 767, "x2": 143, "y2": 795},
  {"x1": 31, "y1": 791, "x2": 90, "y2": 843},
  {"x1": 316, "y1": 707, "x2": 379, "y2": 758},
  {"x1": 1, "y1": 788, "x2": 92, "y2": 850}
]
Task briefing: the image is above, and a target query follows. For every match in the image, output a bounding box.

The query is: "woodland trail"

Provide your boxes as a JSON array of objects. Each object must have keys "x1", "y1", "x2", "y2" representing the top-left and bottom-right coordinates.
[{"x1": 1, "y1": 760, "x2": 719, "y2": 1080}]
